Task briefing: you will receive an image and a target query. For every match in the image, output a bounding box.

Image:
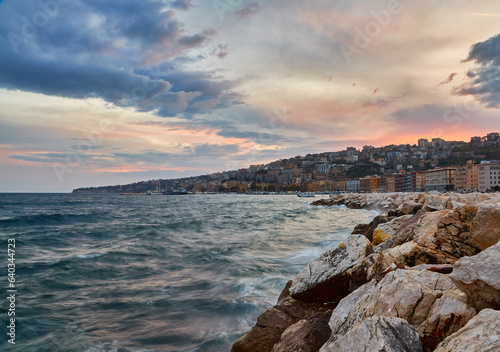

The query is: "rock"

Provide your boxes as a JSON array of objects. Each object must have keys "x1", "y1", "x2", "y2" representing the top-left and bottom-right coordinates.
[
  {"x1": 470, "y1": 202, "x2": 500, "y2": 250},
  {"x1": 413, "y1": 264, "x2": 454, "y2": 274},
  {"x1": 271, "y1": 311, "x2": 332, "y2": 352},
  {"x1": 349, "y1": 241, "x2": 457, "y2": 288},
  {"x1": 401, "y1": 200, "x2": 423, "y2": 215},
  {"x1": 351, "y1": 223, "x2": 369, "y2": 235},
  {"x1": 423, "y1": 196, "x2": 448, "y2": 212},
  {"x1": 326, "y1": 269, "x2": 476, "y2": 352},
  {"x1": 320, "y1": 316, "x2": 423, "y2": 352},
  {"x1": 311, "y1": 199, "x2": 330, "y2": 206},
  {"x1": 372, "y1": 215, "x2": 412, "y2": 245},
  {"x1": 446, "y1": 200, "x2": 466, "y2": 211},
  {"x1": 412, "y1": 206, "x2": 480, "y2": 259},
  {"x1": 360, "y1": 214, "x2": 397, "y2": 243},
  {"x1": 372, "y1": 242, "x2": 456, "y2": 275},
  {"x1": 433, "y1": 309, "x2": 500, "y2": 352},
  {"x1": 450, "y1": 242, "x2": 500, "y2": 310},
  {"x1": 375, "y1": 209, "x2": 427, "y2": 252},
  {"x1": 289, "y1": 235, "x2": 373, "y2": 303},
  {"x1": 232, "y1": 281, "x2": 336, "y2": 352}
]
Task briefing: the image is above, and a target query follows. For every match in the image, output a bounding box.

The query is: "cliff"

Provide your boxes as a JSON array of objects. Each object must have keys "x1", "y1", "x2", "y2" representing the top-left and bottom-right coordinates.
[{"x1": 231, "y1": 192, "x2": 500, "y2": 352}]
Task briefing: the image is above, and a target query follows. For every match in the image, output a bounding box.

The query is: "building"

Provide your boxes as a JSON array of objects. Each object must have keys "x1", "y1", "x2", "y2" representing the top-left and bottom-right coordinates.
[
  {"x1": 385, "y1": 175, "x2": 396, "y2": 193},
  {"x1": 455, "y1": 162, "x2": 479, "y2": 192},
  {"x1": 377, "y1": 177, "x2": 387, "y2": 193},
  {"x1": 346, "y1": 180, "x2": 360, "y2": 193},
  {"x1": 360, "y1": 178, "x2": 371, "y2": 193},
  {"x1": 418, "y1": 139, "x2": 429, "y2": 148},
  {"x1": 360, "y1": 176, "x2": 380, "y2": 193},
  {"x1": 318, "y1": 180, "x2": 335, "y2": 192},
  {"x1": 478, "y1": 162, "x2": 500, "y2": 192},
  {"x1": 432, "y1": 138, "x2": 444, "y2": 148},
  {"x1": 470, "y1": 136, "x2": 482, "y2": 146},
  {"x1": 424, "y1": 167, "x2": 456, "y2": 192},
  {"x1": 346, "y1": 147, "x2": 358, "y2": 157},
  {"x1": 415, "y1": 172, "x2": 425, "y2": 192},
  {"x1": 395, "y1": 172, "x2": 417, "y2": 192},
  {"x1": 335, "y1": 180, "x2": 347, "y2": 192},
  {"x1": 306, "y1": 182, "x2": 321, "y2": 192},
  {"x1": 486, "y1": 132, "x2": 499, "y2": 142}
]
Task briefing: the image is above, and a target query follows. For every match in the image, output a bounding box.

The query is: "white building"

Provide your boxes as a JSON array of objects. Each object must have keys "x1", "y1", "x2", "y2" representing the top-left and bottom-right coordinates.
[{"x1": 478, "y1": 162, "x2": 500, "y2": 192}]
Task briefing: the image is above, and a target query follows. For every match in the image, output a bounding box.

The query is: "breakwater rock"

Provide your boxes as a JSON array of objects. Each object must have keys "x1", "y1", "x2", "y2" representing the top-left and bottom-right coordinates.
[{"x1": 232, "y1": 193, "x2": 500, "y2": 352}]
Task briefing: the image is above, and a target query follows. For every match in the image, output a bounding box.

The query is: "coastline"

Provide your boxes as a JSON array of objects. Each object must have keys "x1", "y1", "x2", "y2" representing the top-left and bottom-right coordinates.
[{"x1": 231, "y1": 192, "x2": 500, "y2": 352}]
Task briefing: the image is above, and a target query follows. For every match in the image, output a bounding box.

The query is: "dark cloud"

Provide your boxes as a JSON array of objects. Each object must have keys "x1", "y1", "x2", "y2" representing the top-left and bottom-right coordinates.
[
  {"x1": 0, "y1": 0, "x2": 241, "y2": 118},
  {"x1": 453, "y1": 32, "x2": 500, "y2": 107}
]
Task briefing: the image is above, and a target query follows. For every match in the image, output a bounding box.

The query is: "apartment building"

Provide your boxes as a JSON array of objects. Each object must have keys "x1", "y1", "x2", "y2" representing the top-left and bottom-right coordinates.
[
  {"x1": 346, "y1": 180, "x2": 360, "y2": 193},
  {"x1": 455, "y1": 162, "x2": 479, "y2": 192},
  {"x1": 424, "y1": 167, "x2": 456, "y2": 192},
  {"x1": 478, "y1": 162, "x2": 500, "y2": 192},
  {"x1": 385, "y1": 175, "x2": 396, "y2": 193}
]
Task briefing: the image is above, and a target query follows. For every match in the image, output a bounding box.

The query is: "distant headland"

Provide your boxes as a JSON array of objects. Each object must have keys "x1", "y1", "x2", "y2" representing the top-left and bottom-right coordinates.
[{"x1": 73, "y1": 132, "x2": 500, "y2": 194}]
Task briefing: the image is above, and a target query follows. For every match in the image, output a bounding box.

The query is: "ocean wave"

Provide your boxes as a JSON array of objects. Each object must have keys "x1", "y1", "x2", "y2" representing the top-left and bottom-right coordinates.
[
  {"x1": 0, "y1": 193, "x2": 376, "y2": 352},
  {"x1": 0, "y1": 212, "x2": 106, "y2": 227}
]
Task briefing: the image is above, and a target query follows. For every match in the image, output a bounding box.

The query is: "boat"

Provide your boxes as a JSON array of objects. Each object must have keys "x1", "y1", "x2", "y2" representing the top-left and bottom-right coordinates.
[{"x1": 297, "y1": 193, "x2": 315, "y2": 198}]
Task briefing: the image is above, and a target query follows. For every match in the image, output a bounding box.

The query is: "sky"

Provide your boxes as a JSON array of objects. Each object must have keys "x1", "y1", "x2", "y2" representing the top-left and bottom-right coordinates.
[{"x1": 1, "y1": 0, "x2": 500, "y2": 192}]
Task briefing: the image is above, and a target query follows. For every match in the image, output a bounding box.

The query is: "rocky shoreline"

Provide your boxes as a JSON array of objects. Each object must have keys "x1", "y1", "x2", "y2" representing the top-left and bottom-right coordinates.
[{"x1": 231, "y1": 192, "x2": 500, "y2": 352}]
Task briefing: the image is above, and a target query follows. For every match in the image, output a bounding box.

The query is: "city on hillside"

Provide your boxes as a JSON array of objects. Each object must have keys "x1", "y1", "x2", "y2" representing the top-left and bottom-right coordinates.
[{"x1": 73, "y1": 132, "x2": 500, "y2": 194}]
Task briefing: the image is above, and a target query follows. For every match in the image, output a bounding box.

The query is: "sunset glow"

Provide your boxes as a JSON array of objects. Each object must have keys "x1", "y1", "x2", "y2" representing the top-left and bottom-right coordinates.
[{"x1": 1, "y1": 0, "x2": 500, "y2": 191}]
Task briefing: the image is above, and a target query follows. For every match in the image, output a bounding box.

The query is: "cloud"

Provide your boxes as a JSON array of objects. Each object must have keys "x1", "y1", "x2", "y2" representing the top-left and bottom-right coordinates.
[
  {"x1": 211, "y1": 44, "x2": 228, "y2": 59},
  {"x1": 453, "y1": 32, "x2": 500, "y2": 107},
  {"x1": 236, "y1": 2, "x2": 260, "y2": 18},
  {"x1": 437, "y1": 73, "x2": 457, "y2": 87},
  {"x1": 0, "y1": 0, "x2": 241, "y2": 118},
  {"x1": 170, "y1": 0, "x2": 194, "y2": 11},
  {"x1": 216, "y1": 128, "x2": 303, "y2": 145}
]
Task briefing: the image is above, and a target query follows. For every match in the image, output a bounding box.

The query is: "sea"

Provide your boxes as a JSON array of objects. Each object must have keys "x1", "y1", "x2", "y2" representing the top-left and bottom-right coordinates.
[{"x1": 0, "y1": 193, "x2": 377, "y2": 352}]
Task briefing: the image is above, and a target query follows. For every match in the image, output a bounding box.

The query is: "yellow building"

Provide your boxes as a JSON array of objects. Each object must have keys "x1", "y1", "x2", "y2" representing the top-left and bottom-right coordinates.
[
  {"x1": 306, "y1": 182, "x2": 321, "y2": 192},
  {"x1": 415, "y1": 172, "x2": 425, "y2": 192}
]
